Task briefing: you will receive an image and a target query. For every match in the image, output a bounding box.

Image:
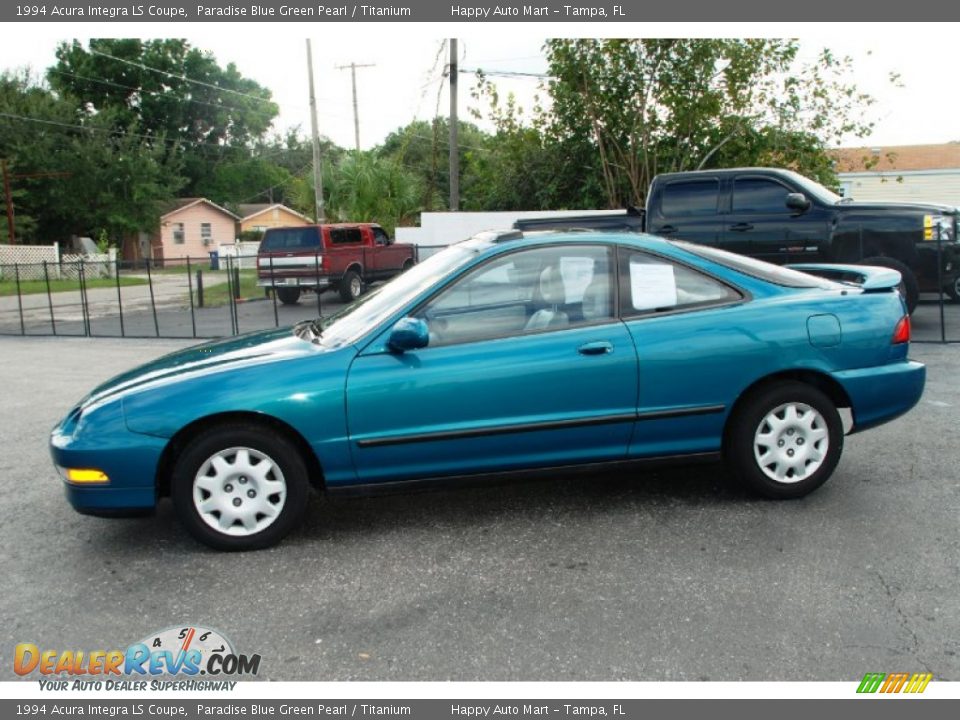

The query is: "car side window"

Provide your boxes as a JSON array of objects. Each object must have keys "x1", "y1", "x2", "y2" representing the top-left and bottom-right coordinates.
[
  {"x1": 331, "y1": 228, "x2": 362, "y2": 244},
  {"x1": 417, "y1": 245, "x2": 615, "y2": 347},
  {"x1": 620, "y1": 249, "x2": 740, "y2": 315},
  {"x1": 373, "y1": 227, "x2": 391, "y2": 246},
  {"x1": 659, "y1": 179, "x2": 720, "y2": 217},
  {"x1": 732, "y1": 178, "x2": 791, "y2": 214}
]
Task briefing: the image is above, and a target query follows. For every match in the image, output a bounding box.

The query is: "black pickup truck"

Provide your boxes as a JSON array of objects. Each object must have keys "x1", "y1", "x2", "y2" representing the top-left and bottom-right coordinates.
[{"x1": 514, "y1": 167, "x2": 960, "y2": 312}]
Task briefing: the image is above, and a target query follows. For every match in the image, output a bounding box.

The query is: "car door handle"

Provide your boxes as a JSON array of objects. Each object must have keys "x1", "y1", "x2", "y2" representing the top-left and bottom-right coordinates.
[
  {"x1": 729, "y1": 223, "x2": 754, "y2": 232},
  {"x1": 578, "y1": 341, "x2": 613, "y2": 355},
  {"x1": 659, "y1": 225, "x2": 678, "y2": 235}
]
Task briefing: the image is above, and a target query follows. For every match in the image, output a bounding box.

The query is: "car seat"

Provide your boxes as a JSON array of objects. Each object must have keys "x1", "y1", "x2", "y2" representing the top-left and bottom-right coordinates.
[{"x1": 525, "y1": 267, "x2": 569, "y2": 330}]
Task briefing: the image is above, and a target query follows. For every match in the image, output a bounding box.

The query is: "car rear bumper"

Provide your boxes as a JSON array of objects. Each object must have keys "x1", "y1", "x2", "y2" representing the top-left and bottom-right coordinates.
[
  {"x1": 834, "y1": 360, "x2": 926, "y2": 433},
  {"x1": 257, "y1": 276, "x2": 332, "y2": 289}
]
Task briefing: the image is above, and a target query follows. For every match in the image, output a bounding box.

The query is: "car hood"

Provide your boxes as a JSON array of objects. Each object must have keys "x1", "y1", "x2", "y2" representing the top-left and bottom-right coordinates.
[
  {"x1": 836, "y1": 200, "x2": 958, "y2": 214},
  {"x1": 79, "y1": 326, "x2": 324, "y2": 410}
]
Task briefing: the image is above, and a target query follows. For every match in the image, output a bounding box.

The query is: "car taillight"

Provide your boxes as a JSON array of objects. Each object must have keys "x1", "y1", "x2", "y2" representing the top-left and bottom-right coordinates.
[{"x1": 892, "y1": 315, "x2": 911, "y2": 344}]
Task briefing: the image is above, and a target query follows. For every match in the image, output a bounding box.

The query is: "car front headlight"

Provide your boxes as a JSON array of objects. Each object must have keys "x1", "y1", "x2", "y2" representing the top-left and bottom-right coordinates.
[{"x1": 925, "y1": 215, "x2": 957, "y2": 242}]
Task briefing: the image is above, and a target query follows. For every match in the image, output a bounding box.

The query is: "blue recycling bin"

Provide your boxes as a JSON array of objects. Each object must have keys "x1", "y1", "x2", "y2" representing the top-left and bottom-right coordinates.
[{"x1": 209, "y1": 251, "x2": 220, "y2": 270}]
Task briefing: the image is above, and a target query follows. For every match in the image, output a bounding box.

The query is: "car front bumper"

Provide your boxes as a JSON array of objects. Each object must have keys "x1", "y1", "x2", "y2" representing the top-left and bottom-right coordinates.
[{"x1": 50, "y1": 403, "x2": 168, "y2": 517}]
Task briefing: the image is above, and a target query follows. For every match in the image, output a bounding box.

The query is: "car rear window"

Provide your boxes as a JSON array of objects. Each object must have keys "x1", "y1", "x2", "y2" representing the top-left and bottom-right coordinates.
[
  {"x1": 260, "y1": 227, "x2": 321, "y2": 251},
  {"x1": 671, "y1": 241, "x2": 841, "y2": 289}
]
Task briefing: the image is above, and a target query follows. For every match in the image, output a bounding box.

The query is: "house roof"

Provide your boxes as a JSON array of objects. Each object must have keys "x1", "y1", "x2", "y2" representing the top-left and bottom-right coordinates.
[
  {"x1": 833, "y1": 143, "x2": 960, "y2": 173},
  {"x1": 237, "y1": 203, "x2": 313, "y2": 223},
  {"x1": 160, "y1": 198, "x2": 240, "y2": 221}
]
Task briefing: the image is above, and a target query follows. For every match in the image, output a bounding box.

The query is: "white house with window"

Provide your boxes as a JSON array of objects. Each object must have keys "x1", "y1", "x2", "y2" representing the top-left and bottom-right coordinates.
[{"x1": 154, "y1": 198, "x2": 240, "y2": 261}]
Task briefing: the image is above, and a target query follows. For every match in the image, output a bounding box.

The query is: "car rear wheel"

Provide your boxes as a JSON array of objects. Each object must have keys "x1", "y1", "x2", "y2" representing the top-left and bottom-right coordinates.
[
  {"x1": 276, "y1": 287, "x2": 301, "y2": 305},
  {"x1": 339, "y1": 270, "x2": 363, "y2": 303},
  {"x1": 861, "y1": 256, "x2": 919, "y2": 314},
  {"x1": 726, "y1": 382, "x2": 843, "y2": 499},
  {"x1": 171, "y1": 423, "x2": 310, "y2": 551}
]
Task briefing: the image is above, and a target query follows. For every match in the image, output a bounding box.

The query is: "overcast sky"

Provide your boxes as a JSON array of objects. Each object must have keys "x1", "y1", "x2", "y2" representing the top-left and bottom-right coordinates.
[{"x1": 1, "y1": 24, "x2": 956, "y2": 152}]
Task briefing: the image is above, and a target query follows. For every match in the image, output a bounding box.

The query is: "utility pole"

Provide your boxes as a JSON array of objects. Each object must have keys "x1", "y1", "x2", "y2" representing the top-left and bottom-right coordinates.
[
  {"x1": 306, "y1": 39, "x2": 325, "y2": 222},
  {"x1": 335, "y1": 61, "x2": 376, "y2": 152},
  {"x1": 2, "y1": 160, "x2": 13, "y2": 244},
  {"x1": 1, "y1": 161, "x2": 71, "y2": 244},
  {"x1": 448, "y1": 38, "x2": 459, "y2": 211}
]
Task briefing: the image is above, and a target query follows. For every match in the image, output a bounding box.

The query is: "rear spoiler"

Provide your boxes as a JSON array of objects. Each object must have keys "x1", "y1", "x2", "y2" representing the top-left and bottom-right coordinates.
[{"x1": 785, "y1": 263, "x2": 902, "y2": 291}]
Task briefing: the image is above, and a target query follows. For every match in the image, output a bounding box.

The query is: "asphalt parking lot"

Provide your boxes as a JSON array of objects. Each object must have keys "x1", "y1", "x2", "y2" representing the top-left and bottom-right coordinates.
[{"x1": 1, "y1": 336, "x2": 958, "y2": 682}]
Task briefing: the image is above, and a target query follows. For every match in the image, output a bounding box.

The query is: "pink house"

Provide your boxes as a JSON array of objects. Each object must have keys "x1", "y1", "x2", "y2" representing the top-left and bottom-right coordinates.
[{"x1": 153, "y1": 198, "x2": 240, "y2": 261}]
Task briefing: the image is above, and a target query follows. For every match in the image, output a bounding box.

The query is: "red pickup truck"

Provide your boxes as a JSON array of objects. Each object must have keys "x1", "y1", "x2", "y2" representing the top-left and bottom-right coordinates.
[{"x1": 257, "y1": 223, "x2": 416, "y2": 305}]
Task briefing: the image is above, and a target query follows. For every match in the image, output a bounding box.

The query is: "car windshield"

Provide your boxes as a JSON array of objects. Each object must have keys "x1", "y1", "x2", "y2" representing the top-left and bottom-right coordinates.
[
  {"x1": 780, "y1": 170, "x2": 843, "y2": 205},
  {"x1": 315, "y1": 242, "x2": 483, "y2": 348},
  {"x1": 671, "y1": 241, "x2": 843, "y2": 289}
]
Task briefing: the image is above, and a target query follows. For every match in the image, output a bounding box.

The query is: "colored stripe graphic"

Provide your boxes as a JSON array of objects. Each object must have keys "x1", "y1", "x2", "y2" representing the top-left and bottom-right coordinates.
[
  {"x1": 857, "y1": 673, "x2": 886, "y2": 693},
  {"x1": 857, "y1": 672, "x2": 932, "y2": 694}
]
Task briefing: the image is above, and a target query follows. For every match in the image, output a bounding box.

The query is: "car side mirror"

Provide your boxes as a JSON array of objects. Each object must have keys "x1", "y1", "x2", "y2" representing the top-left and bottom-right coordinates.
[
  {"x1": 387, "y1": 317, "x2": 429, "y2": 353},
  {"x1": 786, "y1": 193, "x2": 811, "y2": 212}
]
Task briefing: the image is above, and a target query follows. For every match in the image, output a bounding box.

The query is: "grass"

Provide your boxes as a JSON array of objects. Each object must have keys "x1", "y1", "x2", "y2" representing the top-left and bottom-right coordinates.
[
  {"x1": 0, "y1": 276, "x2": 147, "y2": 297},
  {"x1": 196, "y1": 270, "x2": 262, "y2": 308}
]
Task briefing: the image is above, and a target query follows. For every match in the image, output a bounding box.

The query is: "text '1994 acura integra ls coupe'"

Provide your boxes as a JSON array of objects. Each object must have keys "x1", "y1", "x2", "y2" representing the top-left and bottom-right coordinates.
[{"x1": 51, "y1": 231, "x2": 925, "y2": 550}]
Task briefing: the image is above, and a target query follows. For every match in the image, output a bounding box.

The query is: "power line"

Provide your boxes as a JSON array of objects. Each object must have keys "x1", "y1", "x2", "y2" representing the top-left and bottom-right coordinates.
[
  {"x1": 0, "y1": 110, "x2": 248, "y2": 153},
  {"x1": 88, "y1": 48, "x2": 278, "y2": 107},
  {"x1": 461, "y1": 68, "x2": 553, "y2": 79},
  {"x1": 48, "y1": 68, "x2": 267, "y2": 117}
]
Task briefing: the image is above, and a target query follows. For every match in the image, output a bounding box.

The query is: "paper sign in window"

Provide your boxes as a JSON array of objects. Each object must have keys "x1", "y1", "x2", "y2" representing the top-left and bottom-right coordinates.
[
  {"x1": 559, "y1": 257, "x2": 595, "y2": 303},
  {"x1": 630, "y1": 261, "x2": 677, "y2": 311}
]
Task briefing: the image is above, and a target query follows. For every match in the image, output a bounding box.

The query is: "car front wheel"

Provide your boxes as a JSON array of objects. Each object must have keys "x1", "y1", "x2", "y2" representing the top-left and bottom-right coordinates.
[
  {"x1": 171, "y1": 423, "x2": 310, "y2": 550},
  {"x1": 726, "y1": 382, "x2": 843, "y2": 499},
  {"x1": 945, "y1": 275, "x2": 960, "y2": 303}
]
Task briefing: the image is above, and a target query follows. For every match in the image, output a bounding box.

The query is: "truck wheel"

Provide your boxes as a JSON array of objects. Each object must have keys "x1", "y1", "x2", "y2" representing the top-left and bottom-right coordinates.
[
  {"x1": 339, "y1": 270, "x2": 363, "y2": 302},
  {"x1": 402, "y1": 258, "x2": 415, "y2": 272},
  {"x1": 725, "y1": 381, "x2": 843, "y2": 500},
  {"x1": 945, "y1": 276, "x2": 960, "y2": 303},
  {"x1": 861, "y1": 257, "x2": 919, "y2": 314},
  {"x1": 276, "y1": 287, "x2": 301, "y2": 306}
]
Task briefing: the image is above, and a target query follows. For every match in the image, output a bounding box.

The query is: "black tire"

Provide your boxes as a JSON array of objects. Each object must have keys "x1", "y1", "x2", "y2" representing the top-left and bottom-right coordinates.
[
  {"x1": 402, "y1": 258, "x2": 415, "y2": 272},
  {"x1": 945, "y1": 275, "x2": 960, "y2": 303},
  {"x1": 171, "y1": 423, "x2": 311, "y2": 551},
  {"x1": 276, "y1": 287, "x2": 301, "y2": 306},
  {"x1": 861, "y1": 256, "x2": 919, "y2": 314},
  {"x1": 339, "y1": 269, "x2": 363, "y2": 303},
  {"x1": 725, "y1": 381, "x2": 843, "y2": 499}
]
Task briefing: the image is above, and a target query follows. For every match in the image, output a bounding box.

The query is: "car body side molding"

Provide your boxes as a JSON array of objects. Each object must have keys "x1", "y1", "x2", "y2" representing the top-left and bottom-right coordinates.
[{"x1": 354, "y1": 404, "x2": 726, "y2": 448}]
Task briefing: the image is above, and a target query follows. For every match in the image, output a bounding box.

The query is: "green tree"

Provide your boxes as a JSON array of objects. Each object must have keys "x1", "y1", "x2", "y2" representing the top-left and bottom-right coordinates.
[
  {"x1": 48, "y1": 39, "x2": 278, "y2": 195},
  {"x1": 317, "y1": 152, "x2": 422, "y2": 235},
  {"x1": 0, "y1": 70, "x2": 184, "y2": 244},
  {"x1": 378, "y1": 118, "x2": 493, "y2": 211},
  {"x1": 470, "y1": 75, "x2": 607, "y2": 210},
  {"x1": 472, "y1": 39, "x2": 879, "y2": 210}
]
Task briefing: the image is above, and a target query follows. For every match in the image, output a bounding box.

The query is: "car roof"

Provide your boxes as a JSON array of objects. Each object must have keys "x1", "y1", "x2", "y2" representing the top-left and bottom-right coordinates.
[{"x1": 462, "y1": 228, "x2": 674, "y2": 254}]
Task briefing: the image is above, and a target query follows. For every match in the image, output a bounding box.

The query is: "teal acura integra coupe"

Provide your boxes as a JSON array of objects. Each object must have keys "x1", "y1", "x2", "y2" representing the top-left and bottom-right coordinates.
[{"x1": 51, "y1": 230, "x2": 925, "y2": 550}]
